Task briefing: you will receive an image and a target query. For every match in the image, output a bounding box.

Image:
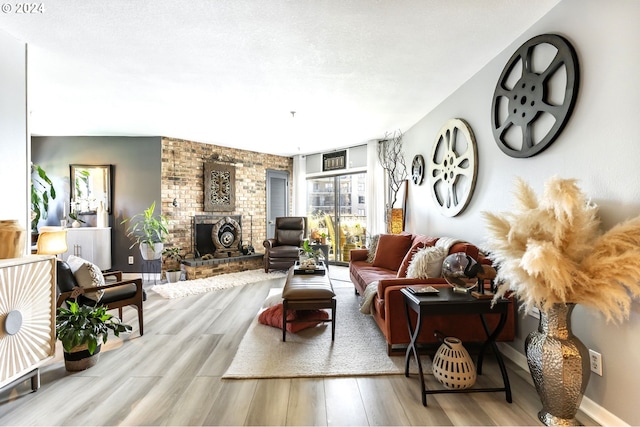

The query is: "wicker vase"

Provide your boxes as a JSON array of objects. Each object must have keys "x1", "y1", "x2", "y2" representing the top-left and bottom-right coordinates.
[
  {"x1": 432, "y1": 336, "x2": 477, "y2": 389},
  {"x1": 525, "y1": 303, "x2": 590, "y2": 426},
  {"x1": 0, "y1": 220, "x2": 26, "y2": 259}
]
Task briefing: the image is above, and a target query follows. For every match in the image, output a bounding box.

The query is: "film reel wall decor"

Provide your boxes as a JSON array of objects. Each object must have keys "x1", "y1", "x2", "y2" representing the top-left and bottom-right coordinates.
[
  {"x1": 491, "y1": 34, "x2": 579, "y2": 158},
  {"x1": 411, "y1": 154, "x2": 425, "y2": 185},
  {"x1": 428, "y1": 118, "x2": 478, "y2": 217}
]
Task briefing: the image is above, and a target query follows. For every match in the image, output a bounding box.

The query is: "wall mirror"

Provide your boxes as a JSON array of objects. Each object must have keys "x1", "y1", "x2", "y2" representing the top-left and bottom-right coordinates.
[{"x1": 70, "y1": 164, "x2": 112, "y2": 214}]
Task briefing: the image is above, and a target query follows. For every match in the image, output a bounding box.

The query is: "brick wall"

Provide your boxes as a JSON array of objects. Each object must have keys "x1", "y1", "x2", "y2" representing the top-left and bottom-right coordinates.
[{"x1": 160, "y1": 137, "x2": 293, "y2": 263}]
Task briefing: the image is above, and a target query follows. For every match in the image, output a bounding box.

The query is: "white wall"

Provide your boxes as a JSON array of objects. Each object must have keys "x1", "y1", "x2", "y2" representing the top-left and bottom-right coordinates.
[
  {"x1": 0, "y1": 29, "x2": 28, "y2": 234},
  {"x1": 402, "y1": 0, "x2": 640, "y2": 424}
]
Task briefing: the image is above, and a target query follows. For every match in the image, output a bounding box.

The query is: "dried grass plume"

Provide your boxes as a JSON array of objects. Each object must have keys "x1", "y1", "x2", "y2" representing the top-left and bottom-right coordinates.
[{"x1": 483, "y1": 176, "x2": 640, "y2": 323}]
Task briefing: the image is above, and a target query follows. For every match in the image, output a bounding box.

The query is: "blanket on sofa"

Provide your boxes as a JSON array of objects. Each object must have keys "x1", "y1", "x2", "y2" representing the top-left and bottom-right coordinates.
[{"x1": 359, "y1": 237, "x2": 462, "y2": 314}]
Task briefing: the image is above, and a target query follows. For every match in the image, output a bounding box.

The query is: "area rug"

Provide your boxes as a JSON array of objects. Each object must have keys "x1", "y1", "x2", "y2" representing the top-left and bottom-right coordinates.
[
  {"x1": 151, "y1": 269, "x2": 287, "y2": 299},
  {"x1": 222, "y1": 285, "x2": 432, "y2": 379}
]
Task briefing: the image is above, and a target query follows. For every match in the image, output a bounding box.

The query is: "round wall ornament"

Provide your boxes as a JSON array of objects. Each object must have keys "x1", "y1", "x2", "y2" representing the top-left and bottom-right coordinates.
[
  {"x1": 411, "y1": 154, "x2": 425, "y2": 185},
  {"x1": 428, "y1": 118, "x2": 478, "y2": 217},
  {"x1": 491, "y1": 33, "x2": 579, "y2": 158}
]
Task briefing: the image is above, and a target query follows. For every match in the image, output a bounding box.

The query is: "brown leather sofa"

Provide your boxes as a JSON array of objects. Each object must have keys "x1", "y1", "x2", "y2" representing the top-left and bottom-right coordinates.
[
  {"x1": 263, "y1": 216, "x2": 307, "y2": 272},
  {"x1": 349, "y1": 234, "x2": 516, "y2": 355}
]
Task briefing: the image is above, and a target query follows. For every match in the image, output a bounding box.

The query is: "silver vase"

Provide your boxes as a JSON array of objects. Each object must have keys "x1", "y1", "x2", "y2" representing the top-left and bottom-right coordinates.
[{"x1": 525, "y1": 303, "x2": 590, "y2": 426}]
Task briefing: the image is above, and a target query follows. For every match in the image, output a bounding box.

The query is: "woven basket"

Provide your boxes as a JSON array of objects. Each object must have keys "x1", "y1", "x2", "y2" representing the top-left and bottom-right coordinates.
[
  {"x1": 63, "y1": 342, "x2": 102, "y2": 371},
  {"x1": 432, "y1": 336, "x2": 476, "y2": 389}
]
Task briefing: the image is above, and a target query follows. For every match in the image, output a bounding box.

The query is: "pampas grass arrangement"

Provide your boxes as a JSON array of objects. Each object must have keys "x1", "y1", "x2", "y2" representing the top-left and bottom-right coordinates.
[{"x1": 483, "y1": 176, "x2": 640, "y2": 323}]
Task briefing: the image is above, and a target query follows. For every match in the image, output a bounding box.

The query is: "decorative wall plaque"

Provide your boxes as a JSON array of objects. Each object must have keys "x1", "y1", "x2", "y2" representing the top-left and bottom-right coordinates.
[
  {"x1": 204, "y1": 162, "x2": 235, "y2": 212},
  {"x1": 322, "y1": 150, "x2": 347, "y2": 171}
]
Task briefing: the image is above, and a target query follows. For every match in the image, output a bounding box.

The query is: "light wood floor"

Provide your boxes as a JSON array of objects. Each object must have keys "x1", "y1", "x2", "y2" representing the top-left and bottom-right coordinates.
[{"x1": 0, "y1": 267, "x2": 597, "y2": 426}]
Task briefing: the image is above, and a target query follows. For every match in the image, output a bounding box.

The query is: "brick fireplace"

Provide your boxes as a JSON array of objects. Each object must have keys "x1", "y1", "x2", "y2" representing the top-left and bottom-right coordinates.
[{"x1": 160, "y1": 137, "x2": 293, "y2": 279}]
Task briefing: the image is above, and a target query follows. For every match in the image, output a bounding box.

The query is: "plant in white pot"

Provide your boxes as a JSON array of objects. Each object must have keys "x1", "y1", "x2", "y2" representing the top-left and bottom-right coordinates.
[
  {"x1": 122, "y1": 201, "x2": 169, "y2": 260},
  {"x1": 162, "y1": 246, "x2": 183, "y2": 283},
  {"x1": 56, "y1": 301, "x2": 131, "y2": 371},
  {"x1": 483, "y1": 176, "x2": 640, "y2": 426}
]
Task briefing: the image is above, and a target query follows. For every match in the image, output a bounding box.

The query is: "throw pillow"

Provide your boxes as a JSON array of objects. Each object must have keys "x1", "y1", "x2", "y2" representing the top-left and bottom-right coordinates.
[
  {"x1": 397, "y1": 241, "x2": 426, "y2": 278},
  {"x1": 65, "y1": 255, "x2": 105, "y2": 301},
  {"x1": 406, "y1": 246, "x2": 448, "y2": 279},
  {"x1": 258, "y1": 304, "x2": 329, "y2": 333},
  {"x1": 366, "y1": 234, "x2": 380, "y2": 263},
  {"x1": 371, "y1": 233, "x2": 413, "y2": 271}
]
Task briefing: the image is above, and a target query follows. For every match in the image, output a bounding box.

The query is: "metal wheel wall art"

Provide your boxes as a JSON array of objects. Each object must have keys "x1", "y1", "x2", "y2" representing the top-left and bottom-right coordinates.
[
  {"x1": 411, "y1": 154, "x2": 425, "y2": 185},
  {"x1": 491, "y1": 34, "x2": 579, "y2": 158},
  {"x1": 428, "y1": 119, "x2": 478, "y2": 217}
]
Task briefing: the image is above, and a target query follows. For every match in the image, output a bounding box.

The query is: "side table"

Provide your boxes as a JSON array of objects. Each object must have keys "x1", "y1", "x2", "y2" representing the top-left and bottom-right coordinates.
[{"x1": 401, "y1": 287, "x2": 512, "y2": 406}]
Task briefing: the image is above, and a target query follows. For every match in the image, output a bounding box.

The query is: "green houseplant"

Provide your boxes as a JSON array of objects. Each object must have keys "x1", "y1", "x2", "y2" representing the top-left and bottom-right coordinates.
[
  {"x1": 162, "y1": 246, "x2": 183, "y2": 283},
  {"x1": 30, "y1": 163, "x2": 57, "y2": 232},
  {"x1": 56, "y1": 301, "x2": 131, "y2": 371},
  {"x1": 122, "y1": 201, "x2": 169, "y2": 260}
]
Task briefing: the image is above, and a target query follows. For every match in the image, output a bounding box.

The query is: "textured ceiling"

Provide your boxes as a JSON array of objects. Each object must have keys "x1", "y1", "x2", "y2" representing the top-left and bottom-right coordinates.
[{"x1": 0, "y1": 0, "x2": 560, "y2": 156}]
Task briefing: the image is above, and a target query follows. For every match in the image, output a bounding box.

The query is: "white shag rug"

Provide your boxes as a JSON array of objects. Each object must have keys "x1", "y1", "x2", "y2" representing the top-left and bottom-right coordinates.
[
  {"x1": 222, "y1": 285, "x2": 432, "y2": 379},
  {"x1": 151, "y1": 269, "x2": 287, "y2": 299}
]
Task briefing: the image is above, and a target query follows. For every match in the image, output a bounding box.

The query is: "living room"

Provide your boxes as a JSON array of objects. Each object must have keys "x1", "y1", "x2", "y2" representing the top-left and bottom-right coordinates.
[{"x1": 1, "y1": 0, "x2": 639, "y2": 425}]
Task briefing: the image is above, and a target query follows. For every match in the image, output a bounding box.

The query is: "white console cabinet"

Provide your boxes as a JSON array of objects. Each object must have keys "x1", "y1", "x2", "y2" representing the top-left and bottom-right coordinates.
[
  {"x1": 0, "y1": 255, "x2": 56, "y2": 391},
  {"x1": 62, "y1": 227, "x2": 112, "y2": 270}
]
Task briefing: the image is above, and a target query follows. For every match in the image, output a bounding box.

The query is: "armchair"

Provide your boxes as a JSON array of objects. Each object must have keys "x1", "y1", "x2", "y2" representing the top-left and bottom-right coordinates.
[
  {"x1": 56, "y1": 260, "x2": 145, "y2": 336},
  {"x1": 263, "y1": 216, "x2": 307, "y2": 272}
]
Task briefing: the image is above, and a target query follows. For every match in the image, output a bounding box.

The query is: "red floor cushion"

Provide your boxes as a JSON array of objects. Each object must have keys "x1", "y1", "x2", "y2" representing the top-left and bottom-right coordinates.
[{"x1": 258, "y1": 304, "x2": 329, "y2": 333}]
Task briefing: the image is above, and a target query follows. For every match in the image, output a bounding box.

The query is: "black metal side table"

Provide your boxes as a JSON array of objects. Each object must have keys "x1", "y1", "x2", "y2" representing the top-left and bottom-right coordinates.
[{"x1": 401, "y1": 287, "x2": 512, "y2": 406}]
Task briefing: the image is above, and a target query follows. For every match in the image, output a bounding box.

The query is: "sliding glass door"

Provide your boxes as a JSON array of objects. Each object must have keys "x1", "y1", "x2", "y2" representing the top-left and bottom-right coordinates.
[{"x1": 307, "y1": 172, "x2": 367, "y2": 265}]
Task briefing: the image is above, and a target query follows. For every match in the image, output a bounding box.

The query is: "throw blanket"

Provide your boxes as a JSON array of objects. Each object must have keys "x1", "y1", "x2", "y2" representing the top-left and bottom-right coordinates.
[
  {"x1": 359, "y1": 237, "x2": 463, "y2": 315},
  {"x1": 359, "y1": 281, "x2": 379, "y2": 314}
]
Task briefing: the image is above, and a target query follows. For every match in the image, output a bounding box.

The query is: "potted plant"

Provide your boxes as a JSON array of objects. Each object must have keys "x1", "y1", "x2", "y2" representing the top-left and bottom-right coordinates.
[
  {"x1": 483, "y1": 176, "x2": 640, "y2": 425},
  {"x1": 68, "y1": 211, "x2": 86, "y2": 228},
  {"x1": 30, "y1": 163, "x2": 56, "y2": 234},
  {"x1": 56, "y1": 301, "x2": 131, "y2": 371},
  {"x1": 162, "y1": 246, "x2": 183, "y2": 283},
  {"x1": 122, "y1": 201, "x2": 169, "y2": 260},
  {"x1": 299, "y1": 239, "x2": 324, "y2": 269}
]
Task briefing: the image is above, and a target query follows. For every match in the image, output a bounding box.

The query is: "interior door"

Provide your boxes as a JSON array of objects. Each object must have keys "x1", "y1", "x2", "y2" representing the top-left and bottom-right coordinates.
[{"x1": 266, "y1": 170, "x2": 289, "y2": 239}]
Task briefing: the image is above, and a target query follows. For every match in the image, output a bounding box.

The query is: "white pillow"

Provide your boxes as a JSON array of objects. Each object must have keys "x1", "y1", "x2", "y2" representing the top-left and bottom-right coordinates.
[
  {"x1": 406, "y1": 246, "x2": 447, "y2": 279},
  {"x1": 66, "y1": 255, "x2": 105, "y2": 301}
]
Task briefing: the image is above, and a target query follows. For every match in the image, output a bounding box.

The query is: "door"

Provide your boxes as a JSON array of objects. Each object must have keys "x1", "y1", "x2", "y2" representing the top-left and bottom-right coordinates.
[
  {"x1": 266, "y1": 170, "x2": 289, "y2": 239},
  {"x1": 307, "y1": 172, "x2": 367, "y2": 264}
]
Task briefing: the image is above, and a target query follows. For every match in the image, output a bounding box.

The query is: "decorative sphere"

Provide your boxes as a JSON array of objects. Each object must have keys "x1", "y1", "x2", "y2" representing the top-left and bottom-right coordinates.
[{"x1": 442, "y1": 252, "x2": 478, "y2": 292}]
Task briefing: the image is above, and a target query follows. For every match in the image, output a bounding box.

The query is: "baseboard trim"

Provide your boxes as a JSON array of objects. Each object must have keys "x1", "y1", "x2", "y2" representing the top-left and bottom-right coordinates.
[{"x1": 498, "y1": 343, "x2": 629, "y2": 426}]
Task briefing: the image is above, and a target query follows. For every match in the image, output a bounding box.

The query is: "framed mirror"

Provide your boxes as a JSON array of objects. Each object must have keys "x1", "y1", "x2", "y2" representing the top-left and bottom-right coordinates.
[{"x1": 70, "y1": 164, "x2": 112, "y2": 214}]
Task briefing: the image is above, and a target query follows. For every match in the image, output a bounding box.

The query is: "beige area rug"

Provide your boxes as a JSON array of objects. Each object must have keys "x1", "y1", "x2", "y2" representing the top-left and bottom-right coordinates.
[
  {"x1": 151, "y1": 269, "x2": 287, "y2": 299},
  {"x1": 222, "y1": 285, "x2": 433, "y2": 379}
]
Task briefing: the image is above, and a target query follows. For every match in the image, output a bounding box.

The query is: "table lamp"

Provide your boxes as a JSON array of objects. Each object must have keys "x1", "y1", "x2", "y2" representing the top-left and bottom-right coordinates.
[{"x1": 36, "y1": 230, "x2": 68, "y2": 257}]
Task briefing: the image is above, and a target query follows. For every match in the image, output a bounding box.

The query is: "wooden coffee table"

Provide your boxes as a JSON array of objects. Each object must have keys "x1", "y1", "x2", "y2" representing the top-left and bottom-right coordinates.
[{"x1": 282, "y1": 264, "x2": 336, "y2": 341}]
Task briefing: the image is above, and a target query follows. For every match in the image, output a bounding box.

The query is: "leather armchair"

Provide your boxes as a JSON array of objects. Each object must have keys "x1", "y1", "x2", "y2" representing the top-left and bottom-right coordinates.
[
  {"x1": 56, "y1": 260, "x2": 145, "y2": 336},
  {"x1": 263, "y1": 216, "x2": 307, "y2": 272}
]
